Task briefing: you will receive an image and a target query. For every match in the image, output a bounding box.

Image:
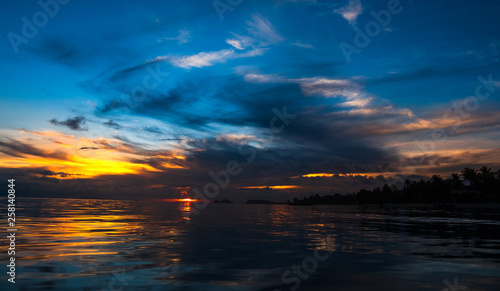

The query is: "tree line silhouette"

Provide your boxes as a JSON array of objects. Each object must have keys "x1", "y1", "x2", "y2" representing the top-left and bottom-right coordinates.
[{"x1": 295, "y1": 167, "x2": 500, "y2": 205}]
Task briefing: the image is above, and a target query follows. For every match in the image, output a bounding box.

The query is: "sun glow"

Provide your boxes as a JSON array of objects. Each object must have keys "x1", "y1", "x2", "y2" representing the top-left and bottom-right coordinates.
[
  {"x1": 0, "y1": 131, "x2": 186, "y2": 179},
  {"x1": 162, "y1": 198, "x2": 201, "y2": 202},
  {"x1": 0, "y1": 154, "x2": 160, "y2": 179},
  {"x1": 297, "y1": 173, "x2": 391, "y2": 178}
]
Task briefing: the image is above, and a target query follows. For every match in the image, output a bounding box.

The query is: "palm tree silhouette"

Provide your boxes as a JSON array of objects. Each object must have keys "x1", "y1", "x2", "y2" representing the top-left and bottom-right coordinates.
[
  {"x1": 450, "y1": 173, "x2": 463, "y2": 188},
  {"x1": 461, "y1": 167, "x2": 478, "y2": 188}
]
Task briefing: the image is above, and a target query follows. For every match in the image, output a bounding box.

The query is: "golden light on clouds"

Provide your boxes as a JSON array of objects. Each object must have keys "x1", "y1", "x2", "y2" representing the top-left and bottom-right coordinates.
[
  {"x1": 161, "y1": 162, "x2": 186, "y2": 169},
  {"x1": 0, "y1": 130, "x2": 175, "y2": 179},
  {"x1": 0, "y1": 154, "x2": 160, "y2": 179},
  {"x1": 296, "y1": 173, "x2": 395, "y2": 178},
  {"x1": 300, "y1": 173, "x2": 335, "y2": 178}
]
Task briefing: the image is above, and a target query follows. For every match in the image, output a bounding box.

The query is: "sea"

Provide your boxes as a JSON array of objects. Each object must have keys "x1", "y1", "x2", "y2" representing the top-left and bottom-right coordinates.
[{"x1": 1, "y1": 197, "x2": 499, "y2": 290}]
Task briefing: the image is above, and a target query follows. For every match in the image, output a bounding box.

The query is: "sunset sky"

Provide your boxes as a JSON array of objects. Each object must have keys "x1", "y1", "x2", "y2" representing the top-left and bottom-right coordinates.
[{"x1": 1, "y1": 0, "x2": 499, "y2": 200}]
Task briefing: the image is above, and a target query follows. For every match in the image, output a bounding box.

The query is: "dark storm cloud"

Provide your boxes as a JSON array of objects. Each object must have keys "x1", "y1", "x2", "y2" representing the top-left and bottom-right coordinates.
[
  {"x1": 98, "y1": 76, "x2": 313, "y2": 129},
  {"x1": 94, "y1": 74, "x2": 401, "y2": 182},
  {"x1": 50, "y1": 116, "x2": 88, "y2": 131},
  {"x1": 177, "y1": 136, "x2": 397, "y2": 191}
]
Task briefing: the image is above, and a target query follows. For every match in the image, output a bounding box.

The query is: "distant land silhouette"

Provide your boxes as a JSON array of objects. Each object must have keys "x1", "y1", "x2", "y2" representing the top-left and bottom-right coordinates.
[
  {"x1": 213, "y1": 167, "x2": 500, "y2": 205},
  {"x1": 293, "y1": 166, "x2": 500, "y2": 205}
]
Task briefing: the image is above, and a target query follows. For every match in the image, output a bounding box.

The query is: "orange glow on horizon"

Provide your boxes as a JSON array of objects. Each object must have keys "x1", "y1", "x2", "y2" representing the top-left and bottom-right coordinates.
[
  {"x1": 297, "y1": 172, "x2": 393, "y2": 178},
  {"x1": 0, "y1": 154, "x2": 160, "y2": 179},
  {"x1": 0, "y1": 131, "x2": 192, "y2": 179},
  {"x1": 162, "y1": 198, "x2": 201, "y2": 202},
  {"x1": 300, "y1": 173, "x2": 335, "y2": 178}
]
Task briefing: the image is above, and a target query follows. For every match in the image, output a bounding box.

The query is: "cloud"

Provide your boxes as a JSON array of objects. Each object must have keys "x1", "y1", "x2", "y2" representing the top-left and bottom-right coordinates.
[
  {"x1": 334, "y1": 0, "x2": 363, "y2": 24},
  {"x1": 143, "y1": 15, "x2": 281, "y2": 71},
  {"x1": 243, "y1": 73, "x2": 284, "y2": 84},
  {"x1": 0, "y1": 139, "x2": 48, "y2": 158},
  {"x1": 225, "y1": 14, "x2": 284, "y2": 51},
  {"x1": 216, "y1": 134, "x2": 258, "y2": 144},
  {"x1": 226, "y1": 39, "x2": 245, "y2": 50},
  {"x1": 243, "y1": 73, "x2": 376, "y2": 113},
  {"x1": 142, "y1": 125, "x2": 164, "y2": 135},
  {"x1": 291, "y1": 42, "x2": 314, "y2": 49},
  {"x1": 167, "y1": 49, "x2": 235, "y2": 69},
  {"x1": 160, "y1": 138, "x2": 185, "y2": 141},
  {"x1": 0, "y1": 134, "x2": 163, "y2": 180},
  {"x1": 158, "y1": 47, "x2": 266, "y2": 70},
  {"x1": 226, "y1": 36, "x2": 254, "y2": 50},
  {"x1": 159, "y1": 29, "x2": 191, "y2": 44},
  {"x1": 242, "y1": 73, "x2": 422, "y2": 121},
  {"x1": 79, "y1": 146, "x2": 99, "y2": 150},
  {"x1": 246, "y1": 14, "x2": 285, "y2": 45},
  {"x1": 296, "y1": 77, "x2": 360, "y2": 98},
  {"x1": 19, "y1": 129, "x2": 75, "y2": 139},
  {"x1": 103, "y1": 120, "x2": 121, "y2": 129},
  {"x1": 243, "y1": 74, "x2": 360, "y2": 98},
  {"x1": 49, "y1": 116, "x2": 88, "y2": 131}
]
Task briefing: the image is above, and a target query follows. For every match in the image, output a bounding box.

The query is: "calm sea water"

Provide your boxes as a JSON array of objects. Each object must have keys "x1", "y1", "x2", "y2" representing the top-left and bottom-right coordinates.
[{"x1": 1, "y1": 198, "x2": 500, "y2": 290}]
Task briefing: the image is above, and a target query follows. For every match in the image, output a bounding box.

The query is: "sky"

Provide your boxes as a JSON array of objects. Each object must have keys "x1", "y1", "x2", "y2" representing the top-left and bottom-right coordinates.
[{"x1": 0, "y1": 0, "x2": 499, "y2": 201}]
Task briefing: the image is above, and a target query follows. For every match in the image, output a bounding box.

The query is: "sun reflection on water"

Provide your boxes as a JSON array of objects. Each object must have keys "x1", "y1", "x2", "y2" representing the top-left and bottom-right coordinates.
[{"x1": 5, "y1": 198, "x2": 500, "y2": 290}]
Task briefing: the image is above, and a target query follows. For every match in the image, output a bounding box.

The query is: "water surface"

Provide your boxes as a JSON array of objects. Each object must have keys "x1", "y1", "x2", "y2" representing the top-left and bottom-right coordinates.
[{"x1": 1, "y1": 198, "x2": 499, "y2": 290}]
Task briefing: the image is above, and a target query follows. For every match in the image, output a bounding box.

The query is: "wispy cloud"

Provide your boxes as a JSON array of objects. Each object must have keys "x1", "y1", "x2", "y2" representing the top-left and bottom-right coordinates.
[
  {"x1": 150, "y1": 15, "x2": 282, "y2": 70},
  {"x1": 169, "y1": 49, "x2": 236, "y2": 69},
  {"x1": 226, "y1": 14, "x2": 284, "y2": 51},
  {"x1": 156, "y1": 47, "x2": 267, "y2": 69},
  {"x1": 334, "y1": 0, "x2": 363, "y2": 24},
  {"x1": 159, "y1": 29, "x2": 191, "y2": 44},
  {"x1": 246, "y1": 14, "x2": 285, "y2": 44},
  {"x1": 296, "y1": 77, "x2": 360, "y2": 98},
  {"x1": 291, "y1": 42, "x2": 314, "y2": 49},
  {"x1": 226, "y1": 36, "x2": 255, "y2": 50},
  {"x1": 216, "y1": 133, "x2": 258, "y2": 144}
]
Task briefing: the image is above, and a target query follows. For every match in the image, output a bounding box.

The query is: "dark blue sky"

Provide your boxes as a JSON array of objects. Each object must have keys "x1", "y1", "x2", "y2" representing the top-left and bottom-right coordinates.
[{"x1": 1, "y1": 0, "x2": 499, "y2": 199}]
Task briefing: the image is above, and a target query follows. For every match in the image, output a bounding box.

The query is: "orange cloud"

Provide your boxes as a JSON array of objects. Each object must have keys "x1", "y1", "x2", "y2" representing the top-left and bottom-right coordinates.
[
  {"x1": 0, "y1": 131, "x2": 174, "y2": 179},
  {"x1": 297, "y1": 173, "x2": 390, "y2": 178}
]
